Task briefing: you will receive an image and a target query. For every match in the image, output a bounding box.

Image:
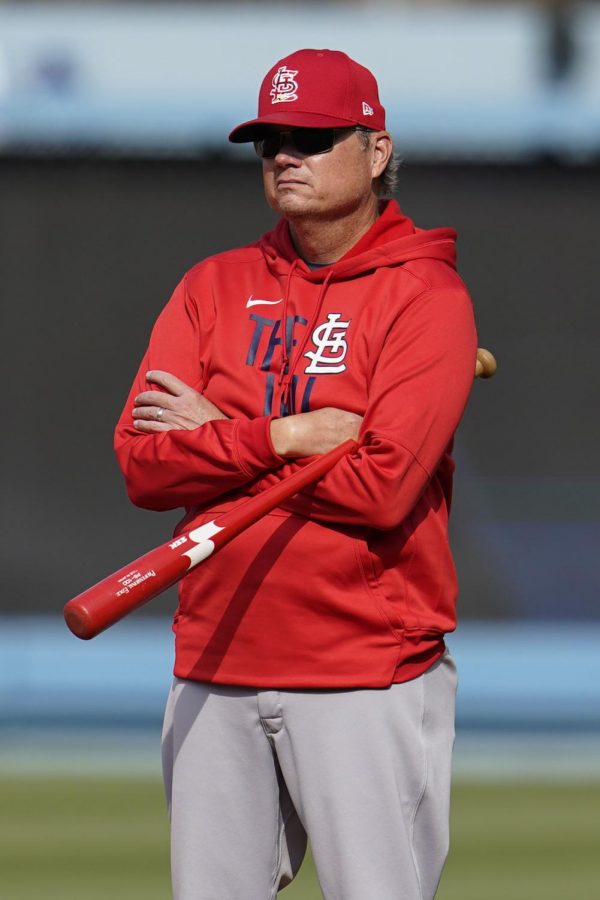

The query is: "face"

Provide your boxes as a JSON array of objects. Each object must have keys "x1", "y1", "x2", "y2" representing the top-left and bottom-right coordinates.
[{"x1": 261, "y1": 127, "x2": 391, "y2": 222}]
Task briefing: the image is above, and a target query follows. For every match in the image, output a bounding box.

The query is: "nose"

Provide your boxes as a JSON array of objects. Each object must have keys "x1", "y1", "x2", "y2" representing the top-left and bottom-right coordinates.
[{"x1": 273, "y1": 141, "x2": 302, "y2": 165}]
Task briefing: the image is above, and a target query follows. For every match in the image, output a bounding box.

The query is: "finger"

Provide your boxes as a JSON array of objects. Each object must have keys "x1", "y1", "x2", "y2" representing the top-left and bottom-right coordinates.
[
  {"x1": 133, "y1": 419, "x2": 178, "y2": 433},
  {"x1": 132, "y1": 406, "x2": 170, "y2": 422},
  {"x1": 145, "y1": 370, "x2": 191, "y2": 396},
  {"x1": 133, "y1": 390, "x2": 174, "y2": 409}
]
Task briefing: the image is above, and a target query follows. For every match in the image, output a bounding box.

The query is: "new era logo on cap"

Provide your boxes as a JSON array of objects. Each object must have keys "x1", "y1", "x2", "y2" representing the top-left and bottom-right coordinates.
[{"x1": 229, "y1": 48, "x2": 386, "y2": 143}]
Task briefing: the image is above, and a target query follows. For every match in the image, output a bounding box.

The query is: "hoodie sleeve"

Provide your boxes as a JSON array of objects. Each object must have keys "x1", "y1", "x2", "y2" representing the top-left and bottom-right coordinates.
[
  {"x1": 245, "y1": 285, "x2": 477, "y2": 529},
  {"x1": 114, "y1": 275, "x2": 283, "y2": 511}
]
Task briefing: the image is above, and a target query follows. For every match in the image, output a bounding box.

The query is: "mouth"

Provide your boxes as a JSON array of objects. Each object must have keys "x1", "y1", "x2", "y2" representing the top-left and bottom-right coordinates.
[{"x1": 276, "y1": 179, "x2": 306, "y2": 188}]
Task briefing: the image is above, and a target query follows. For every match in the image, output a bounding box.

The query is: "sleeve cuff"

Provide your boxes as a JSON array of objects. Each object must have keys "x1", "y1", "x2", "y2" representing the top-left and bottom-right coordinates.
[{"x1": 234, "y1": 416, "x2": 284, "y2": 476}]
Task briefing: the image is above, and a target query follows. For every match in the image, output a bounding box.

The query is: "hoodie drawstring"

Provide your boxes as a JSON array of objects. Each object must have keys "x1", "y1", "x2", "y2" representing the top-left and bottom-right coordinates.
[
  {"x1": 278, "y1": 259, "x2": 300, "y2": 387},
  {"x1": 280, "y1": 268, "x2": 334, "y2": 410}
]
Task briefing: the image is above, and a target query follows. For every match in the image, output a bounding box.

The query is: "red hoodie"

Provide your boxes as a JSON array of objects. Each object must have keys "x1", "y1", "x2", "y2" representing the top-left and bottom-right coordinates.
[{"x1": 115, "y1": 200, "x2": 477, "y2": 688}]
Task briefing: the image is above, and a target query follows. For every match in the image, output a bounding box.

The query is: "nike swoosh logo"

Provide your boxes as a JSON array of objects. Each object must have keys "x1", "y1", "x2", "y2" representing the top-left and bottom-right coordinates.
[{"x1": 246, "y1": 295, "x2": 283, "y2": 308}]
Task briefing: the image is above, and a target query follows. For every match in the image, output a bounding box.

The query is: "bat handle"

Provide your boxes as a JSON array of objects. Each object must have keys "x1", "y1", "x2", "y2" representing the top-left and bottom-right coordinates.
[{"x1": 475, "y1": 347, "x2": 497, "y2": 379}]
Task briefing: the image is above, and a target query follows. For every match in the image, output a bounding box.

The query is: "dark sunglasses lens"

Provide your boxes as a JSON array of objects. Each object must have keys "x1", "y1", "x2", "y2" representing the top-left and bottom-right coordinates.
[
  {"x1": 254, "y1": 135, "x2": 280, "y2": 159},
  {"x1": 254, "y1": 129, "x2": 337, "y2": 159},
  {"x1": 293, "y1": 129, "x2": 335, "y2": 155}
]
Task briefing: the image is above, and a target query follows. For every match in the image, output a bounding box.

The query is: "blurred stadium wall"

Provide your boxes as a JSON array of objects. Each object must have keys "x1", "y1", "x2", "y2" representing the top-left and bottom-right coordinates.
[{"x1": 0, "y1": 2, "x2": 598, "y2": 767}]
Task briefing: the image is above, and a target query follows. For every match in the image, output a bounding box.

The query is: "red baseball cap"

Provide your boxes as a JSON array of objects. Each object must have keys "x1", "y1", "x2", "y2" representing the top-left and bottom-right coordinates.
[{"x1": 229, "y1": 48, "x2": 386, "y2": 143}]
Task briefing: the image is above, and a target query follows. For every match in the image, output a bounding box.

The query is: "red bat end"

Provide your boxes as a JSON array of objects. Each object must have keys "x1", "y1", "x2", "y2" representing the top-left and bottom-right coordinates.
[{"x1": 64, "y1": 603, "x2": 95, "y2": 641}]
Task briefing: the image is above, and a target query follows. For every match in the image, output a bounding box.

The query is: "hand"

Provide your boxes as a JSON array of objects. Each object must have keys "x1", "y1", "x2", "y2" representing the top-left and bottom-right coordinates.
[
  {"x1": 132, "y1": 371, "x2": 228, "y2": 433},
  {"x1": 270, "y1": 407, "x2": 362, "y2": 458}
]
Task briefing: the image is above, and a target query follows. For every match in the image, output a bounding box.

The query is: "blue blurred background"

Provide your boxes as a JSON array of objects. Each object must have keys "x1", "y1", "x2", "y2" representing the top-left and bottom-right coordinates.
[{"x1": 1, "y1": 0, "x2": 599, "y2": 784}]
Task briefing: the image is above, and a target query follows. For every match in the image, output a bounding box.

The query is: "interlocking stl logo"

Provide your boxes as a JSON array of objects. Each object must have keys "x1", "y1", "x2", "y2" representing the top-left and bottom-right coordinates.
[
  {"x1": 270, "y1": 66, "x2": 299, "y2": 104},
  {"x1": 304, "y1": 313, "x2": 351, "y2": 374}
]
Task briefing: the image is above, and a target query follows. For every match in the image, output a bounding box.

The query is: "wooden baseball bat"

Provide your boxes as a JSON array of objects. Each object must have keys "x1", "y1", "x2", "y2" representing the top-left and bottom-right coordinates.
[
  {"x1": 64, "y1": 348, "x2": 496, "y2": 641},
  {"x1": 64, "y1": 438, "x2": 357, "y2": 640}
]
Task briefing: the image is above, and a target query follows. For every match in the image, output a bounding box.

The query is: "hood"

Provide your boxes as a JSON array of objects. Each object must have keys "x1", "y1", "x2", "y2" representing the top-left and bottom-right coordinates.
[
  {"x1": 257, "y1": 199, "x2": 459, "y2": 403},
  {"x1": 258, "y1": 199, "x2": 458, "y2": 282}
]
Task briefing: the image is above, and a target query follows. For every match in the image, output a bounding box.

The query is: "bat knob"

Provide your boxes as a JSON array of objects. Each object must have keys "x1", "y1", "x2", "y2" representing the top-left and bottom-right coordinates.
[{"x1": 475, "y1": 348, "x2": 497, "y2": 379}]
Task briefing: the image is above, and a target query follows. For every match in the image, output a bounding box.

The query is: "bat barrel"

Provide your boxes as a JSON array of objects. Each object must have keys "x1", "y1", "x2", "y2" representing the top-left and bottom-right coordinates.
[
  {"x1": 64, "y1": 544, "x2": 192, "y2": 639},
  {"x1": 64, "y1": 440, "x2": 358, "y2": 640}
]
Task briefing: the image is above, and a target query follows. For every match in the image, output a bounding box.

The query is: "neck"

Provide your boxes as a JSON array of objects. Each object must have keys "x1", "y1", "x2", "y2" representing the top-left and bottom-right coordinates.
[{"x1": 288, "y1": 194, "x2": 380, "y2": 265}]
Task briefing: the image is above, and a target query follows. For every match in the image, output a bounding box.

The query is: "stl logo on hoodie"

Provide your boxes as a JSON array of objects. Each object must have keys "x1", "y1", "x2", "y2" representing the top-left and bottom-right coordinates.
[
  {"x1": 245, "y1": 310, "x2": 352, "y2": 416},
  {"x1": 270, "y1": 66, "x2": 299, "y2": 104},
  {"x1": 304, "y1": 313, "x2": 351, "y2": 374}
]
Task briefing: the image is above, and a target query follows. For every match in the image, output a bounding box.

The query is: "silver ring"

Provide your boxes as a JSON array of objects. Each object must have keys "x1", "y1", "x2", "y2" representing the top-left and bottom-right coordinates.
[{"x1": 156, "y1": 407, "x2": 164, "y2": 421}]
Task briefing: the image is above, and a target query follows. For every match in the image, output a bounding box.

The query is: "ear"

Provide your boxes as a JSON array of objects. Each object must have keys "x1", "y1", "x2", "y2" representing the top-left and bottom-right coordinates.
[{"x1": 371, "y1": 132, "x2": 393, "y2": 179}]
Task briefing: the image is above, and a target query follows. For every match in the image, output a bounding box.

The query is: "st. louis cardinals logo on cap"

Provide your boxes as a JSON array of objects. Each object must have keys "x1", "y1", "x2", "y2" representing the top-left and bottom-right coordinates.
[{"x1": 270, "y1": 66, "x2": 299, "y2": 104}]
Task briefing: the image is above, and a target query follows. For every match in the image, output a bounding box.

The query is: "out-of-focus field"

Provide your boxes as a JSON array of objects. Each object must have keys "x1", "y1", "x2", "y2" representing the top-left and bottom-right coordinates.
[{"x1": 1, "y1": 777, "x2": 598, "y2": 899}]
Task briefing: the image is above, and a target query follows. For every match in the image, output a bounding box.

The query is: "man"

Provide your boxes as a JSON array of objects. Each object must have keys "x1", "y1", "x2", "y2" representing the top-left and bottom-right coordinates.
[{"x1": 115, "y1": 48, "x2": 477, "y2": 900}]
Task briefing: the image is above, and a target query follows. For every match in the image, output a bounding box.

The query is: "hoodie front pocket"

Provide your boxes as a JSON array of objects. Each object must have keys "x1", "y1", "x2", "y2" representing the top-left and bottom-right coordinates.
[{"x1": 354, "y1": 537, "x2": 407, "y2": 638}]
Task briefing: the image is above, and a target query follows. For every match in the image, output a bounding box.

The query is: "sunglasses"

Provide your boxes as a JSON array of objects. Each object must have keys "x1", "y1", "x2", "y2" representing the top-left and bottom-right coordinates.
[{"x1": 254, "y1": 127, "x2": 367, "y2": 160}]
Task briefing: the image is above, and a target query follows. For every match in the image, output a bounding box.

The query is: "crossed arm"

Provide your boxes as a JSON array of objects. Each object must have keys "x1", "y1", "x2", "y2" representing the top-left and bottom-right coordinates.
[
  {"x1": 117, "y1": 277, "x2": 477, "y2": 527},
  {"x1": 132, "y1": 370, "x2": 362, "y2": 457}
]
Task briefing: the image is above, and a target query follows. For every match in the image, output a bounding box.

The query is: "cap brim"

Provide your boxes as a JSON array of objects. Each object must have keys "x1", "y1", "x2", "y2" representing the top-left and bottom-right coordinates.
[{"x1": 228, "y1": 110, "x2": 359, "y2": 143}]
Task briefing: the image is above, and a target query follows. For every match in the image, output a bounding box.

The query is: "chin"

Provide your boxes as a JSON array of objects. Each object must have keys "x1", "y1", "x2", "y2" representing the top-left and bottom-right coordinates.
[{"x1": 269, "y1": 192, "x2": 317, "y2": 218}]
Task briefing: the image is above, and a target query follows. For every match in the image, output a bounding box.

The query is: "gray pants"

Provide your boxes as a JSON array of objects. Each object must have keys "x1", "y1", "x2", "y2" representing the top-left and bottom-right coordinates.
[{"x1": 161, "y1": 652, "x2": 457, "y2": 900}]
